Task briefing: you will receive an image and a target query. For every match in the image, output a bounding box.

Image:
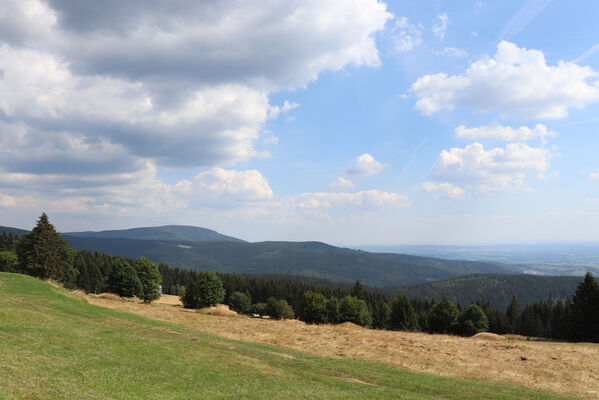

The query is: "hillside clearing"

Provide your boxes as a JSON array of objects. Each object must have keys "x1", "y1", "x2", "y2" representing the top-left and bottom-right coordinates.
[
  {"x1": 1, "y1": 272, "x2": 572, "y2": 399},
  {"x1": 85, "y1": 293, "x2": 599, "y2": 399}
]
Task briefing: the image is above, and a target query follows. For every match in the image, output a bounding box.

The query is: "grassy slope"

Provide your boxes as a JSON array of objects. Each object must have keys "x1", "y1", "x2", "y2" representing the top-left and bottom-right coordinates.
[{"x1": 0, "y1": 273, "x2": 572, "y2": 400}]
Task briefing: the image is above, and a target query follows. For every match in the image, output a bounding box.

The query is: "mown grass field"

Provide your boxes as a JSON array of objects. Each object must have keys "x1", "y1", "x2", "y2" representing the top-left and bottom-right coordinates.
[{"x1": 0, "y1": 273, "x2": 574, "y2": 399}]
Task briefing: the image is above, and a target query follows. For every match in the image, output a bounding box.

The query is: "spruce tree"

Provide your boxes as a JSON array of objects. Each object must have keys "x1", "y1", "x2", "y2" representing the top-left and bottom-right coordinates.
[
  {"x1": 350, "y1": 280, "x2": 366, "y2": 300},
  {"x1": 428, "y1": 297, "x2": 460, "y2": 334},
  {"x1": 390, "y1": 294, "x2": 420, "y2": 331},
  {"x1": 16, "y1": 213, "x2": 76, "y2": 282},
  {"x1": 570, "y1": 272, "x2": 599, "y2": 342}
]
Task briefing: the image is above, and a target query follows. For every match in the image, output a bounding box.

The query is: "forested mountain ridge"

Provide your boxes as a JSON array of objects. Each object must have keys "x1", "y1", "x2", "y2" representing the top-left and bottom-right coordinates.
[
  {"x1": 65, "y1": 225, "x2": 245, "y2": 243},
  {"x1": 62, "y1": 236, "x2": 511, "y2": 287},
  {"x1": 0, "y1": 226, "x2": 28, "y2": 236},
  {"x1": 392, "y1": 273, "x2": 581, "y2": 309}
]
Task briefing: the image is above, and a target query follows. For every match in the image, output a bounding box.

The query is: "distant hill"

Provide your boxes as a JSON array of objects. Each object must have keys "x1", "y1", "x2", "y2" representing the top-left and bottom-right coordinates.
[
  {"x1": 390, "y1": 274, "x2": 582, "y2": 309},
  {"x1": 65, "y1": 225, "x2": 245, "y2": 243},
  {"x1": 64, "y1": 236, "x2": 511, "y2": 287},
  {"x1": 0, "y1": 226, "x2": 28, "y2": 236}
]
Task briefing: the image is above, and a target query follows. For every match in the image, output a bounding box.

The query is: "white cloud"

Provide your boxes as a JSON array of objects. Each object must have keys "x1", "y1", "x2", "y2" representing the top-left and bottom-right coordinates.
[
  {"x1": 431, "y1": 142, "x2": 553, "y2": 193},
  {"x1": 0, "y1": 0, "x2": 393, "y2": 216},
  {"x1": 432, "y1": 13, "x2": 449, "y2": 39},
  {"x1": 346, "y1": 153, "x2": 385, "y2": 175},
  {"x1": 0, "y1": 193, "x2": 17, "y2": 208},
  {"x1": 29, "y1": 0, "x2": 393, "y2": 92},
  {"x1": 268, "y1": 100, "x2": 300, "y2": 119},
  {"x1": 455, "y1": 123, "x2": 557, "y2": 141},
  {"x1": 421, "y1": 182, "x2": 466, "y2": 199},
  {"x1": 331, "y1": 177, "x2": 355, "y2": 190},
  {"x1": 297, "y1": 190, "x2": 411, "y2": 210},
  {"x1": 392, "y1": 16, "x2": 423, "y2": 52},
  {"x1": 439, "y1": 47, "x2": 467, "y2": 57},
  {"x1": 170, "y1": 168, "x2": 274, "y2": 208},
  {"x1": 589, "y1": 170, "x2": 599, "y2": 182},
  {"x1": 411, "y1": 41, "x2": 599, "y2": 119}
]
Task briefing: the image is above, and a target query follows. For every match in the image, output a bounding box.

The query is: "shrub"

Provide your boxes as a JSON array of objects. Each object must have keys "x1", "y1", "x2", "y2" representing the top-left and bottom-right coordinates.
[
  {"x1": 229, "y1": 291, "x2": 252, "y2": 315},
  {"x1": 339, "y1": 296, "x2": 371, "y2": 326},
  {"x1": 266, "y1": 297, "x2": 294, "y2": 320},
  {"x1": 299, "y1": 291, "x2": 328, "y2": 324},
  {"x1": 181, "y1": 272, "x2": 225, "y2": 309},
  {"x1": 459, "y1": 304, "x2": 489, "y2": 336},
  {"x1": 133, "y1": 257, "x2": 162, "y2": 303}
]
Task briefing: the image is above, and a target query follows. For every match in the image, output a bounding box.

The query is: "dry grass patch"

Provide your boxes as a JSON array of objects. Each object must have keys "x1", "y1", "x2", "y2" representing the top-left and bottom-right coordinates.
[{"x1": 83, "y1": 292, "x2": 599, "y2": 399}]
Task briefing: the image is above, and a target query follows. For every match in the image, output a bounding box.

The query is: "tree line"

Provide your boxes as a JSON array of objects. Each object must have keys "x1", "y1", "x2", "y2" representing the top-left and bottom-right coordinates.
[{"x1": 2, "y1": 213, "x2": 599, "y2": 342}]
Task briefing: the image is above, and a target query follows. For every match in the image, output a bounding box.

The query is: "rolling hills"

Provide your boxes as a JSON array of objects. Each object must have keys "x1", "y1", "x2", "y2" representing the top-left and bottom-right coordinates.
[
  {"x1": 0, "y1": 273, "x2": 574, "y2": 399},
  {"x1": 63, "y1": 235, "x2": 512, "y2": 287}
]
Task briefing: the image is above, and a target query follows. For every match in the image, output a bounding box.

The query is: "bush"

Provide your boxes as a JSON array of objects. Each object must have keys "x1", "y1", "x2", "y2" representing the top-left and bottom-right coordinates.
[
  {"x1": 181, "y1": 271, "x2": 225, "y2": 309},
  {"x1": 253, "y1": 302, "x2": 268, "y2": 317},
  {"x1": 229, "y1": 291, "x2": 252, "y2": 315},
  {"x1": 326, "y1": 297, "x2": 341, "y2": 324},
  {"x1": 0, "y1": 251, "x2": 18, "y2": 272},
  {"x1": 266, "y1": 297, "x2": 294, "y2": 320},
  {"x1": 459, "y1": 304, "x2": 489, "y2": 336},
  {"x1": 299, "y1": 291, "x2": 328, "y2": 324},
  {"x1": 339, "y1": 296, "x2": 371, "y2": 326}
]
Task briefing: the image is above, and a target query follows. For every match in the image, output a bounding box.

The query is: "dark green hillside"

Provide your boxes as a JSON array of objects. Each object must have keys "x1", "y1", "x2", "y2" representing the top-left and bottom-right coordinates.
[
  {"x1": 394, "y1": 274, "x2": 581, "y2": 309},
  {"x1": 0, "y1": 225, "x2": 28, "y2": 236},
  {"x1": 65, "y1": 236, "x2": 510, "y2": 287},
  {"x1": 66, "y1": 224, "x2": 245, "y2": 242}
]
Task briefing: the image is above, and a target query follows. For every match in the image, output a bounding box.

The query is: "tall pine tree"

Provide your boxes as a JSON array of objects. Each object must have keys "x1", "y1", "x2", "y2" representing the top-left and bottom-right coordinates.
[{"x1": 16, "y1": 213, "x2": 76, "y2": 282}]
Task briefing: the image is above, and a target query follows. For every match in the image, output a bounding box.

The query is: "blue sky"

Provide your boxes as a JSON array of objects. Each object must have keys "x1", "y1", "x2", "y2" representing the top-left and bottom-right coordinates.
[{"x1": 1, "y1": 0, "x2": 599, "y2": 245}]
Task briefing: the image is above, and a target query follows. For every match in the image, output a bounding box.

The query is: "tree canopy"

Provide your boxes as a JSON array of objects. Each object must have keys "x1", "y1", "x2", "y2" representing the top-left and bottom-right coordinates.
[{"x1": 15, "y1": 213, "x2": 76, "y2": 283}]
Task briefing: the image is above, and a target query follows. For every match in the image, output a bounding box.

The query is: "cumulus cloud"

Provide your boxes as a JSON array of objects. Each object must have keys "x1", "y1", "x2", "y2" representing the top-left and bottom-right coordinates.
[
  {"x1": 589, "y1": 170, "x2": 599, "y2": 182},
  {"x1": 431, "y1": 142, "x2": 553, "y2": 193},
  {"x1": 346, "y1": 153, "x2": 385, "y2": 175},
  {"x1": 421, "y1": 182, "x2": 466, "y2": 199},
  {"x1": 432, "y1": 13, "x2": 449, "y2": 39},
  {"x1": 171, "y1": 168, "x2": 274, "y2": 208},
  {"x1": 0, "y1": 0, "x2": 393, "y2": 216},
  {"x1": 297, "y1": 190, "x2": 411, "y2": 210},
  {"x1": 392, "y1": 16, "x2": 423, "y2": 52},
  {"x1": 331, "y1": 177, "x2": 355, "y2": 190},
  {"x1": 28, "y1": 0, "x2": 392, "y2": 92},
  {"x1": 411, "y1": 41, "x2": 599, "y2": 119},
  {"x1": 455, "y1": 123, "x2": 557, "y2": 141}
]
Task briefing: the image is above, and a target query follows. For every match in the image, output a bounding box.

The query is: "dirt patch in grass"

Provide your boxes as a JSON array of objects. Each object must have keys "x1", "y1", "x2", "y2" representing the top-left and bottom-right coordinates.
[{"x1": 83, "y1": 292, "x2": 599, "y2": 399}]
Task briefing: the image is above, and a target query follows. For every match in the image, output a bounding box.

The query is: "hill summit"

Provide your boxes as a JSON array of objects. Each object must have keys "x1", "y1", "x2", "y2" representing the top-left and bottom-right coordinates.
[{"x1": 64, "y1": 225, "x2": 245, "y2": 243}]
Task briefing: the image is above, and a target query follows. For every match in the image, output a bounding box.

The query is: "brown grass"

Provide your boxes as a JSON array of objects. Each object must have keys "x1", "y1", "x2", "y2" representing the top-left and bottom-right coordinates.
[{"x1": 83, "y1": 293, "x2": 599, "y2": 399}]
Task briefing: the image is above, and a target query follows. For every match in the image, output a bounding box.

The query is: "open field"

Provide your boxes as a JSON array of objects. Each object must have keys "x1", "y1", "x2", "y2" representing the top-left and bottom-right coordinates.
[
  {"x1": 0, "y1": 273, "x2": 574, "y2": 399},
  {"x1": 84, "y1": 293, "x2": 599, "y2": 399}
]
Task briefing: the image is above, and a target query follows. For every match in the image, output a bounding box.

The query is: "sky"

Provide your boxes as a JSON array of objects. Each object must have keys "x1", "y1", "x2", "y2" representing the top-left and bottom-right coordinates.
[{"x1": 1, "y1": 0, "x2": 599, "y2": 245}]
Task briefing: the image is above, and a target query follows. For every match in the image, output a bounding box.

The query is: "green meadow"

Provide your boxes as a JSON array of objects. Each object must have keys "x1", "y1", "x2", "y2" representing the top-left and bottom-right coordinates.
[{"x1": 0, "y1": 273, "x2": 572, "y2": 400}]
